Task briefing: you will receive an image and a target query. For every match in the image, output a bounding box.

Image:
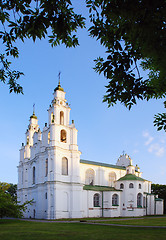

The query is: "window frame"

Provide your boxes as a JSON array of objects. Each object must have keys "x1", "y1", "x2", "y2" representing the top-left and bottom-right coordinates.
[
  {"x1": 120, "y1": 183, "x2": 124, "y2": 189},
  {"x1": 62, "y1": 157, "x2": 68, "y2": 175},
  {"x1": 129, "y1": 183, "x2": 134, "y2": 188},
  {"x1": 60, "y1": 129, "x2": 67, "y2": 143},
  {"x1": 112, "y1": 194, "x2": 119, "y2": 206},
  {"x1": 137, "y1": 193, "x2": 143, "y2": 208},
  {"x1": 33, "y1": 166, "x2": 35, "y2": 184},
  {"x1": 94, "y1": 193, "x2": 100, "y2": 207}
]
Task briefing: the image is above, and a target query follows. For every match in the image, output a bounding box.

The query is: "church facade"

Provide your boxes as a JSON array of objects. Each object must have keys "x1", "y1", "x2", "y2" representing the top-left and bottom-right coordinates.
[{"x1": 17, "y1": 83, "x2": 163, "y2": 219}]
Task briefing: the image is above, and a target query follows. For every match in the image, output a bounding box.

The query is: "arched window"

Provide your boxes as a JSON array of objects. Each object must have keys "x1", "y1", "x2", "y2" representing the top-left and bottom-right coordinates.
[
  {"x1": 62, "y1": 157, "x2": 68, "y2": 175},
  {"x1": 94, "y1": 193, "x2": 100, "y2": 207},
  {"x1": 27, "y1": 136, "x2": 29, "y2": 145},
  {"x1": 51, "y1": 112, "x2": 54, "y2": 123},
  {"x1": 61, "y1": 129, "x2": 67, "y2": 143},
  {"x1": 60, "y1": 111, "x2": 64, "y2": 125},
  {"x1": 127, "y1": 169, "x2": 129, "y2": 174},
  {"x1": 85, "y1": 168, "x2": 95, "y2": 185},
  {"x1": 22, "y1": 171, "x2": 23, "y2": 184},
  {"x1": 120, "y1": 183, "x2": 124, "y2": 189},
  {"x1": 137, "y1": 193, "x2": 143, "y2": 207},
  {"x1": 129, "y1": 183, "x2": 134, "y2": 188},
  {"x1": 45, "y1": 192, "x2": 47, "y2": 199},
  {"x1": 139, "y1": 183, "x2": 141, "y2": 189},
  {"x1": 143, "y1": 197, "x2": 146, "y2": 208},
  {"x1": 112, "y1": 194, "x2": 119, "y2": 206},
  {"x1": 48, "y1": 131, "x2": 50, "y2": 144},
  {"x1": 45, "y1": 159, "x2": 48, "y2": 177},
  {"x1": 33, "y1": 166, "x2": 35, "y2": 184},
  {"x1": 108, "y1": 172, "x2": 116, "y2": 187}
]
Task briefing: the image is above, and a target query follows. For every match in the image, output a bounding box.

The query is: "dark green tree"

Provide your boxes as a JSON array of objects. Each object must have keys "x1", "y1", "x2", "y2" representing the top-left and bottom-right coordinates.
[
  {"x1": 7, "y1": 184, "x2": 17, "y2": 202},
  {"x1": 0, "y1": 0, "x2": 85, "y2": 93},
  {"x1": 86, "y1": 0, "x2": 166, "y2": 131},
  {"x1": 0, "y1": 182, "x2": 30, "y2": 218},
  {"x1": 1, "y1": 0, "x2": 166, "y2": 130},
  {"x1": 151, "y1": 184, "x2": 166, "y2": 214}
]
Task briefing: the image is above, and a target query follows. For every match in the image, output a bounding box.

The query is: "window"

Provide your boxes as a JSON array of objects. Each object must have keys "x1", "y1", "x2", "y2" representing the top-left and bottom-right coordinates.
[
  {"x1": 45, "y1": 192, "x2": 47, "y2": 199},
  {"x1": 108, "y1": 172, "x2": 116, "y2": 187},
  {"x1": 62, "y1": 157, "x2": 68, "y2": 175},
  {"x1": 139, "y1": 183, "x2": 141, "y2": 189},
  {"x1": 60, "y1": 111, "x2": 64, "y2": 125},
  {"x1": 51, "y1": 112, "x2": 54, "y2": 123},
  {"x1": 112, "y1": 194, "x2": 119, "y2": 206},
  {"x1": 129, "y1": 183, "x2": 134, "y2": 188},
  {"x1": 33, "y1": 166, "x2": 35, "y2": 184},
  {"x1": 143, "y1": 196, "x2": 146, "y2": 208},
  {"x1": 33, "y1": 209, "x2": 36, "y2": 218},
  {"x1": 61, "y1": 129, "x2": 67, "y2": 143},
  {"x1": 120, "y1": 183, "x2": 124, "y2": 189},
  {"x1": 85, "y1": 168, "x2": 95, "y2": 185},
  {"x1": 45, "y1": 159, "x2": 48, "y2": 177},
  {"x1": 27, "y1": 136, "x2": 29, "y2": 145},
  {"x1": 94, "y1": 193, "x2": 100, "y2": 207},
  {"x1": 137, "y1": 193, "x2": 142, "y2": 207},
  {"x1": 22, "y1": 171, "x2": 23, "y2": 184},
  {"x1": 48, "y1": 132, "x2": 50, "y2": 144}
]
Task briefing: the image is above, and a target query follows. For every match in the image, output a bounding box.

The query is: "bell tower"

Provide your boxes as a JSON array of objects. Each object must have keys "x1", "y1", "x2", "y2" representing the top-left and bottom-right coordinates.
[{"x1": 46, "y1": 79, "x2": 82, "y2": 219}]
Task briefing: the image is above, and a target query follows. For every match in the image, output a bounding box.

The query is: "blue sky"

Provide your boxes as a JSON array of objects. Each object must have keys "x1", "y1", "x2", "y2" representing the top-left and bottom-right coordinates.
[{"x1": 0, "y1": 1, "x2": 166, "y2": 185}]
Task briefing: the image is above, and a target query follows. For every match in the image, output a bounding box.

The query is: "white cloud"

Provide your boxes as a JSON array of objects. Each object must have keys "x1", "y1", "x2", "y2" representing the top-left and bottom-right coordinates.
[
  {"x1": 148, "y1": 143, "x2": 165, "y2": 157},
  {"x1": 142, "y1": 130, "x2": 165, "y2": 157},
  {"x1": 142, "y1": 131, "x2": 154, "y2": 146},
  {"x1": 145, "y1": 136, "x2": 154, "y2": 146}
]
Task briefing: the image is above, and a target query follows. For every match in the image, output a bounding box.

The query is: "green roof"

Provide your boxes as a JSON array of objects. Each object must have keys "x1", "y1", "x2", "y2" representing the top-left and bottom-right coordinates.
[
  {"x1": 83, "y1": 185, "x2": 121, "y2": 191},
  {"x1": 155, "y1": 198, "x2": 163, "y2": 201},
  {"x1": 118, "y1": 174, "x2": 146, "y2": 181},
  {"x1": 144, "y1": 192, "x2": 155, "y2": 195},
  {"x1": 80, "y1": 159, "x2": 126, "y2": 170}
]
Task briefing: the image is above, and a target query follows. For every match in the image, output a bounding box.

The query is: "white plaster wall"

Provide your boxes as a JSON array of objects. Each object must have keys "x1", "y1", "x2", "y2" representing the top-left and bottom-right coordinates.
[
  {"x1": 80, "y1": 163, "x2": 126, "y2": 186},
  {"x1": 156, "y1": 201, "x2": 164, "y2": 215}
]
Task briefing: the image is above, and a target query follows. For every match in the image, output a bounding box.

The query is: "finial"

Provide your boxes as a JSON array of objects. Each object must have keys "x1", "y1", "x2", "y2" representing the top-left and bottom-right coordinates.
[
  {"x1": 54, "y1": 71, "x2": 64, "y2": 92},
  {"x1": 58, "y1": 71, "x2": 61, "y2": 86},
  {"x1": 30, "y1": 103, "x2": 37, "y2": 119},
  {"x1": 122, "y1": 150, "x2": 125, "y2": 155},
  {"x1": 33, "y1": 103, "x2": 35, "y2": 115}
]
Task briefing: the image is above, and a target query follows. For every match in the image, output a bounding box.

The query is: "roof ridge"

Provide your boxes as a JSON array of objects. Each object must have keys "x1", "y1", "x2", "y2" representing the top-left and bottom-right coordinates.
[{"x1": 80, "y1": 159, "x2": 126, "y2": 170}]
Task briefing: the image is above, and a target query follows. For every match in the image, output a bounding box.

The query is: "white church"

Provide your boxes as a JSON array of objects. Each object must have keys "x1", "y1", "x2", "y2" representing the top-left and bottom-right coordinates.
[{"x1": 17, "y1": 82, "x2": 163, "y2": 219}]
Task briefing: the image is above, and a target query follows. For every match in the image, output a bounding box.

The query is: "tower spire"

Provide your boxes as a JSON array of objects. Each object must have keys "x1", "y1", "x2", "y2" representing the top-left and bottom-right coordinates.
[
  {"x1": 33, "y1": 103, "x2": 35, "y2": 115},
  {"x1": 58, "y1": 71, "x2": 61, "y2": 86},
  {"x1": 30, "y1": 103, "x2": 37, "y2": 119},
  {"x1": 54, "y1": 71, "x2": 64, "y2": 92}
]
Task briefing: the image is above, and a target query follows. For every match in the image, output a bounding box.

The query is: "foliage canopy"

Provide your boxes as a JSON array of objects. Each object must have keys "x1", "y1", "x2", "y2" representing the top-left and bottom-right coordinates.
[
  {"x1": 86, "y1": 0, "x2": 166, "y2": 130},
  {"x1": 0, "y1": 182, "x2": 30, "y2": 218},
  {"x1": 0, "y1": 0, "x2": 85, "y2": 93},
  {"x1": 151, "y1": 184, "x2": 166, "y2": 214},
  {"x1": 1, "y1": 0, "x2": 166, "y2": 130}
]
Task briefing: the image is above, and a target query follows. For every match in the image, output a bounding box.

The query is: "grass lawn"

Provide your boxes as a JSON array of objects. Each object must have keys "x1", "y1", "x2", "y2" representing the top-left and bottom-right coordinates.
[
  {"x1": 0, "y1": 219, "x2": 166, "y2": 240},
  {"x1": 94, "y1": 217, "x2": 166, "y2": 226}
]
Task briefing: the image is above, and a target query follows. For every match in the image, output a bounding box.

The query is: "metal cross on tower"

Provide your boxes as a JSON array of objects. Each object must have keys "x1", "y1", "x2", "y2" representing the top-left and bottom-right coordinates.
[
  {"x1": 33, "y1": 103, "x2": 35, "y2": 115},
  {"x1": 58, "y1": 71, "x2": 61, "y2": 86}
]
